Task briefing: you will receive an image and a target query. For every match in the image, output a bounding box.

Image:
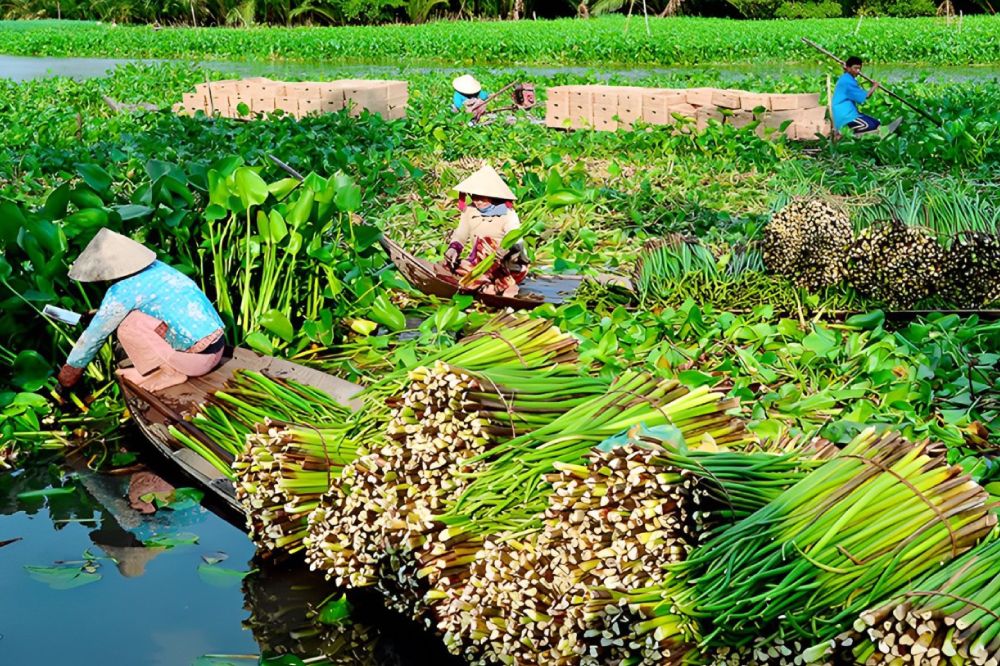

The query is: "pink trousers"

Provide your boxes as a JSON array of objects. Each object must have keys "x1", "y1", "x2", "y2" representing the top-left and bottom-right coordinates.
[{"x1": 116, "y1": 311, "x2": 222, "y2": 391}]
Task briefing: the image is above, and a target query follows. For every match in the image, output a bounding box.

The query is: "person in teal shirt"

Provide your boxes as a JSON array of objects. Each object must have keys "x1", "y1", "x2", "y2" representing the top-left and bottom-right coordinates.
[
  {"x1": 452, "y1": 74, "x2": 488, "y2": 113},
  {"x1": 832, "y1": 56, "x2": 883, "y2": 134}
]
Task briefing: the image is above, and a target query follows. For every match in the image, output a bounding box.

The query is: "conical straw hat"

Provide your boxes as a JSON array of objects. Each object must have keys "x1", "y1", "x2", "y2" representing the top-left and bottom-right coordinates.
[
  {"x1": 453, "y1": 165, "x2": 517, "y2": 201},
  {"x1": 452, "y1": 74, "x2": 482, "y2": 96},
  {"x1": 68, "y1": 228, "x2": 156, "y2": 282}
]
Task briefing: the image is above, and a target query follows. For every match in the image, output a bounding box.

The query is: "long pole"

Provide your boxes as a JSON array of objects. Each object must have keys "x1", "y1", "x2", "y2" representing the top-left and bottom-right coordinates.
[{"x1": 801, "y1": 38, "x2": 943, "y2": 127}]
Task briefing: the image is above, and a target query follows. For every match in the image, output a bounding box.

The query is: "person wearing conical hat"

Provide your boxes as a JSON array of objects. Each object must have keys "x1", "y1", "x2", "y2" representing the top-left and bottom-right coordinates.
[
  {"x1": 443, "y1": 165, "x2": 529, "y2": 297},
  {"x1": 56, "y1": 228, "x2": 225, "y2": 392},
  {"x1": 452, "y1": 74, "x2": 488, "y2": 113}
]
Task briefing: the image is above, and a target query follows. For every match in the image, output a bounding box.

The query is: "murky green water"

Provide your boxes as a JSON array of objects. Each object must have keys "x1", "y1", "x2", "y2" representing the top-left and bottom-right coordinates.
[
  {"x1": 1, "y1": 53, "x2": 999, "y2": 83},
  {"x1": 0, "y1": 449, "x2": 461, "y2": 665}
]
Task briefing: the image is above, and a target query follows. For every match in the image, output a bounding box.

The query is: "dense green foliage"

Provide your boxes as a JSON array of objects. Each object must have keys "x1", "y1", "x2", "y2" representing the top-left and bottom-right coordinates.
[
  {"x1": 1, "y1": 43, "x2": 999, "y2": 471},
  {"x1": 3, "y1": 16, "x2": 1000, "y2": 65}
]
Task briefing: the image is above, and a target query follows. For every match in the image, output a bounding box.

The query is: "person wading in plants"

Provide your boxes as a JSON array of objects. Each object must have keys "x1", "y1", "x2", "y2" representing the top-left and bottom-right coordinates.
[
  {"x1": 56, "y1": 228, "x2": 225, "y2": 393},
  {"x1": 451, "y1": 74, "x2": 489, "y2": 113},
  {"x1": 442, "y1": 165, "x2": 530, "y2": 297},
  {"x1": 832, "y1": 56, "x2": 899, "y2": 136}
]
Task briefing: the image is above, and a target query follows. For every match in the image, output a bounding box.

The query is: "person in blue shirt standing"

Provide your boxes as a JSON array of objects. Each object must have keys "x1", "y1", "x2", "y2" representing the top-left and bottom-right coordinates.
[
  {"x1": 452, "y1": 74, "x2": 489, "y2": 113},
  {"x1": 832, "y1": 56, "x2": 884, "y2": 135}
]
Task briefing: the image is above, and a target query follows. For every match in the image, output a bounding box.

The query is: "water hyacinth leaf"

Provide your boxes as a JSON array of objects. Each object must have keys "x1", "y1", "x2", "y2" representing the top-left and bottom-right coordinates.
[
  {"x1": 267, "y1": 211, "x2": 287, "y2": 244},
  {"x1": 11, "y1": 350, "x2": 52, "y2": 391},
  {"x1": 13, "y1": 392, "x2": 49, "y2": 409},
  {"x1": 316, "y1": 594, "x2": 352, "y2": 625},
  {"x1": 369, "y1": 293, "x2": 405, "y2": 332},
  {"x1": 63, "y1": 208, "x2": 109, "y2": 233},
  {"x1": 267, "y1": 177, "x2": 299, "y2": 201},
  {"x1": 0, "y1": 255, "x2": 10, "y2": 280},
  {"x1": 260, "y1": 310, "x2": 294, "y2": 342},
  {"x1": 261, "y1": 655, "x2": 307, "y2": 666},
  {"x1": 845, "y1": 309, "x2": 885, "y2": 330},
  {"x1": 678, "y1": 369, "x2": 717, "y2": 388},
  {"x1": 0, "y1": 200, "x2": 27, "y2": 244},
  {"x1": 197, "y1": 562, "x2": 250, "y2": 588},
  {"x1": 349, "y1": 318, "x2": 377, "y2": 336},
  {"x1": 77, "y1": 163, "x2": 112, "y2": 194},
  {"x1": 802, "y1": 323, "x2": 838, "y2": 356},
  {"x1": 24, "y1": 564, "x2": 101, "y2": 590},
  {"x1": 113, "y1": 204, "x2": 154, "y2": 221},
  {"x1": 234, "y1": 167, "x2": 268, "y2": 209},
  {"x1": 334, "y1": 181, "x2": 361, "y2": 212},
  {"x1": 286, "y1": 188, "x2": 315, "y2": 228},
  {"x1": 42, "y1": 182, "x2": 71, "y2": 220},
  {"x1": 244, "y1": 332, "x2": 275, "y2": 355},
  {"x1": 143, "y1": 532, "x2": 199, "y2": 549},
  {"x1": 69, "y1": 186, "x2": 105, "y2": 211}
]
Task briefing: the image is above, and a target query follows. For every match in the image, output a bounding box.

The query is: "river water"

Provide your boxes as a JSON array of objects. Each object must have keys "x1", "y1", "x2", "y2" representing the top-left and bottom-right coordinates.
[
  {"x1": 2, "y1": 53, "x2": 1000, "y2": 83},
  {"x1": 0, "y1": 448, "x2": 462, "y2": 665}
]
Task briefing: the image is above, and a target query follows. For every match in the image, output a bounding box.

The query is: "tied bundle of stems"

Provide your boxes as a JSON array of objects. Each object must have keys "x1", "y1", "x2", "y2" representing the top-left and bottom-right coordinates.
[
  {"x1": 168, "y1": 369, "x2": 352, "y2": 477},
  {"x1": 663, "y1": 428, "x2": 995, "y2": 657},
  {"x1": 303, "y1": 312, "x2": 584, "y2": 592},
  {"x1": 233, "y1": 422, "x2": 361, "y2": 556},
  {"x1": 439, "y1": 435, "x2": 823, "y2": 666},
  {"x1": 373, "y1": 361, "x2": 610, "y2": 621},
  {"x1": 813, "y1": 535, "x2": 1000, "y2": 666}
]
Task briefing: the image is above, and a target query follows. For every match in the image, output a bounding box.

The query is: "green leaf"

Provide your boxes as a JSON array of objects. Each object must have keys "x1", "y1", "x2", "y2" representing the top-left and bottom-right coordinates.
[
  {"x1": 0, "y1": 200, "x2": 27, "y2": 245},
  {"x1": 77, "y1": 163, "x2": 112, "y2": 193},
  {"x1": 17, "y1": 486, "x2": 76, "y2": 500},
  {"x1": 143, "y1": 532, "x2": 199, "y2": 549},
  {"x1": 845, "y1": 310, "x2": 885, "y2": 331},
  {"x1": 114, "y1": 204, "x2": 154, "y2": 221},
  {"x1": 286, "y1": 188, "x2": 315, "y2": 228},
  {"x1": 259, "y1": 310, "x2": 294, "y2": 343},
  {"x1": 267, "y1": 210, "x2": 288, "y2": 244},
  {"x1": 197, "y1": 563, "x2": 250, "y2": 588},
  {"x1": 25, "y1": 564, "x2": 101, "y2": 590},
  {"x1": 111, "y1": 451, "x2": 138, "y2": 467},
  {"x1": 42, "y1": 183, "x2": 71, "y2": 221},
  {"x1": 244, "y1": 331, "x2": 275, "y2": 355},
  {"x1": 267, "y1": 178, "x2": 300, "y2": 201},
  {"x1": 349, "y1": 318, "x2": 377, "y2": 336},
  {"x1": 12, "y1": 350, "x2": 52, "y2": 391},
  {"x1": 13, "y1": 392, "x2": 49, "y2": 409},
  {"x1": 234, "y1": 167, "x2": 269, "y2": 209},
  {"x1": 317, "y1": 594, "x2": 353, "y2": 625},
  {"x1": 677, "y1": 370, "x2": 717, "y2": 388},
  {"x1": 802, "y1": 324, "x2": 837, "y2": 356},
  {"x1": 0, "y1": 254, "x2": 10, "y2": 281},
  {"x1": 64, "y1": 208, "x2": 109, "y2": 232},
  {"x1": 369, "y1": 293, "x2": 406, "y2": 332},
  {"x1": 334, "y1": 183, "x2": 362, "y2": 212},
  {"x1": 261, "y1": 656, "x2": 306, "y2": 666}
]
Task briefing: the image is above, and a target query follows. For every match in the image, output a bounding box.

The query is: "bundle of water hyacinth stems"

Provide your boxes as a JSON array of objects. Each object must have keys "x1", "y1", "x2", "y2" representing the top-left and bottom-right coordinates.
[
  {"x1": 304, "y1": 313, "x2": 586, "y2": 596},
  {"x1": 590, "y1": 428, "x2": 995, "y2": 665},
  {"x1": 168, "y1": 369, "x2": 353, "y2": 477},
  {"x1": 817, "y1": 535, "x2": 1000, "y2": 666},
  {"x1": 438, "y1": 432, "x2": 828, "y2": 666}
]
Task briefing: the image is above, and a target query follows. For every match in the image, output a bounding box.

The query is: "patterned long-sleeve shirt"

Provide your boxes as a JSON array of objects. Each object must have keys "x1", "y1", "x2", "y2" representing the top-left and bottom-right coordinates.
[{"x1": 66, "y1": 261, "x2": 224, "y2": 368}]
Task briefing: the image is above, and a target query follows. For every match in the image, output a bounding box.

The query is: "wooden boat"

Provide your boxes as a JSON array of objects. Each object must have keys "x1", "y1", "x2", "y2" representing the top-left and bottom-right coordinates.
[
  {"x1": 119, "y1": 347, "x2": 363, "y2": 520},
  {"x1": 380, "y1": 236, "x2": 632, "y2": 310}
]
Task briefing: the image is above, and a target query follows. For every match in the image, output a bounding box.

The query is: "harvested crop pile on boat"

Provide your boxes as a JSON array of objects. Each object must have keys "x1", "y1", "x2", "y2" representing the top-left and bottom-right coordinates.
[
  {"x1": 303, "y1": 314, "x2": 584, "y2": 597},
  {"x1": 437, "y1": 433, "x2": 826, "y2": 666},
  {"x1": 809, "y1": 535, "x2": 1000, "y2": 665},
  {"x1": 169, "y1": 369, "x2": 354, "y2": 476},
  {"x1": 584, "y1": 428, "x2": 995, "y2": 665},
  {"x1": 939, "y1": 230, "x2": 1000, "y2": 307},
  {"x1": 762, "y1": 198, "x2": 852, "y2": 290},
  {"x1": 847, "y1": 220, "x2": 947, "y2": 308}
]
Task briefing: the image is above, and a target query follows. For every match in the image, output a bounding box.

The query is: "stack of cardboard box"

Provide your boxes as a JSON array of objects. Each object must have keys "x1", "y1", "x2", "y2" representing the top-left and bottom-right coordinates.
[
  {"x1": 545, "y1": 84, "x2": 828, "y2": 140},
  {"x1": 174, "y1": 77, "x2": 408, "y2": 120}
]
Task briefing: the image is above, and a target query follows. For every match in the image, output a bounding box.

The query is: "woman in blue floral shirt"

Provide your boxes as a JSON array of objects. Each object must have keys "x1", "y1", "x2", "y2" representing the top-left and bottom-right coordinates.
[{"x1": 57, "y1": 228, "x2": 225, "y2": 392}]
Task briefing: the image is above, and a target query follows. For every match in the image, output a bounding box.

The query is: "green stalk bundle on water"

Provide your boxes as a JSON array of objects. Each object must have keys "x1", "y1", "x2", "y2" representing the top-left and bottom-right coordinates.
[
  {"x1": 591, "y1": 428, "x2": 995, "y2": 666},
  {"x1": 437, "y1": 436, "x2": 826, "y2": 666},
  {"x1": 810, "y1": 534, "x2": 1000, "y2": 666},
  {"x1": 303, "y1": 313, "x2": 585, "y2": 595}
]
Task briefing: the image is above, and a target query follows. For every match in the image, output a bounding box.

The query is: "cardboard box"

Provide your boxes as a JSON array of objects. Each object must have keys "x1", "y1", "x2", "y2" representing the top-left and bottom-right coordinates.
[
  {"x1": 275, "y1": 97, "x2": 299, "y2": 117},
  {"x1": 799, "y1": 106, "x2": 828, "y2": 124},
  {"x1": 252, "y1": 96, "x2": 275, "y2": 115},
  {"x1": 685, "y1": 87, "x2": 714, "y2": 107},
  {"x1": 182, "y1": 92, "x2": 206, "y2": 115},
  {"x1": 726, "y1": 110, "x2": 757, "y2": 129},
  {"x1": 696, "y1": 107, "x2": 723, "y2": 130},
  {"x1": 668, "y1": 103, "x2": 698, "y2": 122},
  {"x1": 569, "y1": 88, "x2": 594, "y2": 129},
  {"x1": 298, "y1": 97, "x2": 321, "y2": 117},
  {"x1": 711, "y1": 89, "x2": 743, "y2": 109},
  {"x1": 794, "y1": 122, "x2": 826, "y2": 141},
  {"x1": 769, "y1": 93, "x2": 819, "y2": 111},
  {"x1": 739, "y1": 92, "x2": 771, "y2": 112},
  {"x1": 545, "y1": 87, "x2": 571, "y2": 128}
]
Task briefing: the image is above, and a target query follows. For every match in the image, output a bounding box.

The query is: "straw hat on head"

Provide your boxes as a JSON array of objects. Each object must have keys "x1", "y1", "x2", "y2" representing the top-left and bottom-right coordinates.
[
  {"x1": 454, "y1": 164, "x2": 517, "y2": 201},
  {"x1": 68, "y1": 228, "x2": 156, "y2": 282},
  {"x1": 452, "y1": 74, "x2": 482, "y2": 96}
]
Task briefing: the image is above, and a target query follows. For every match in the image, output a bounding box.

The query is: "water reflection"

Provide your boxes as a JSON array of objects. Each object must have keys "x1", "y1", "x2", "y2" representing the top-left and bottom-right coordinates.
[{"x1": 0, "y1": 454, "x2": 464, "y2": 665}]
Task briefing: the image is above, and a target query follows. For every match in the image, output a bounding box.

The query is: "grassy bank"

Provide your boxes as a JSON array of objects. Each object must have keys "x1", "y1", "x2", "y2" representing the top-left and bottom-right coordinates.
[{"x1": 2, "y1": 16, "x2": 1000, "y2": 66}]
